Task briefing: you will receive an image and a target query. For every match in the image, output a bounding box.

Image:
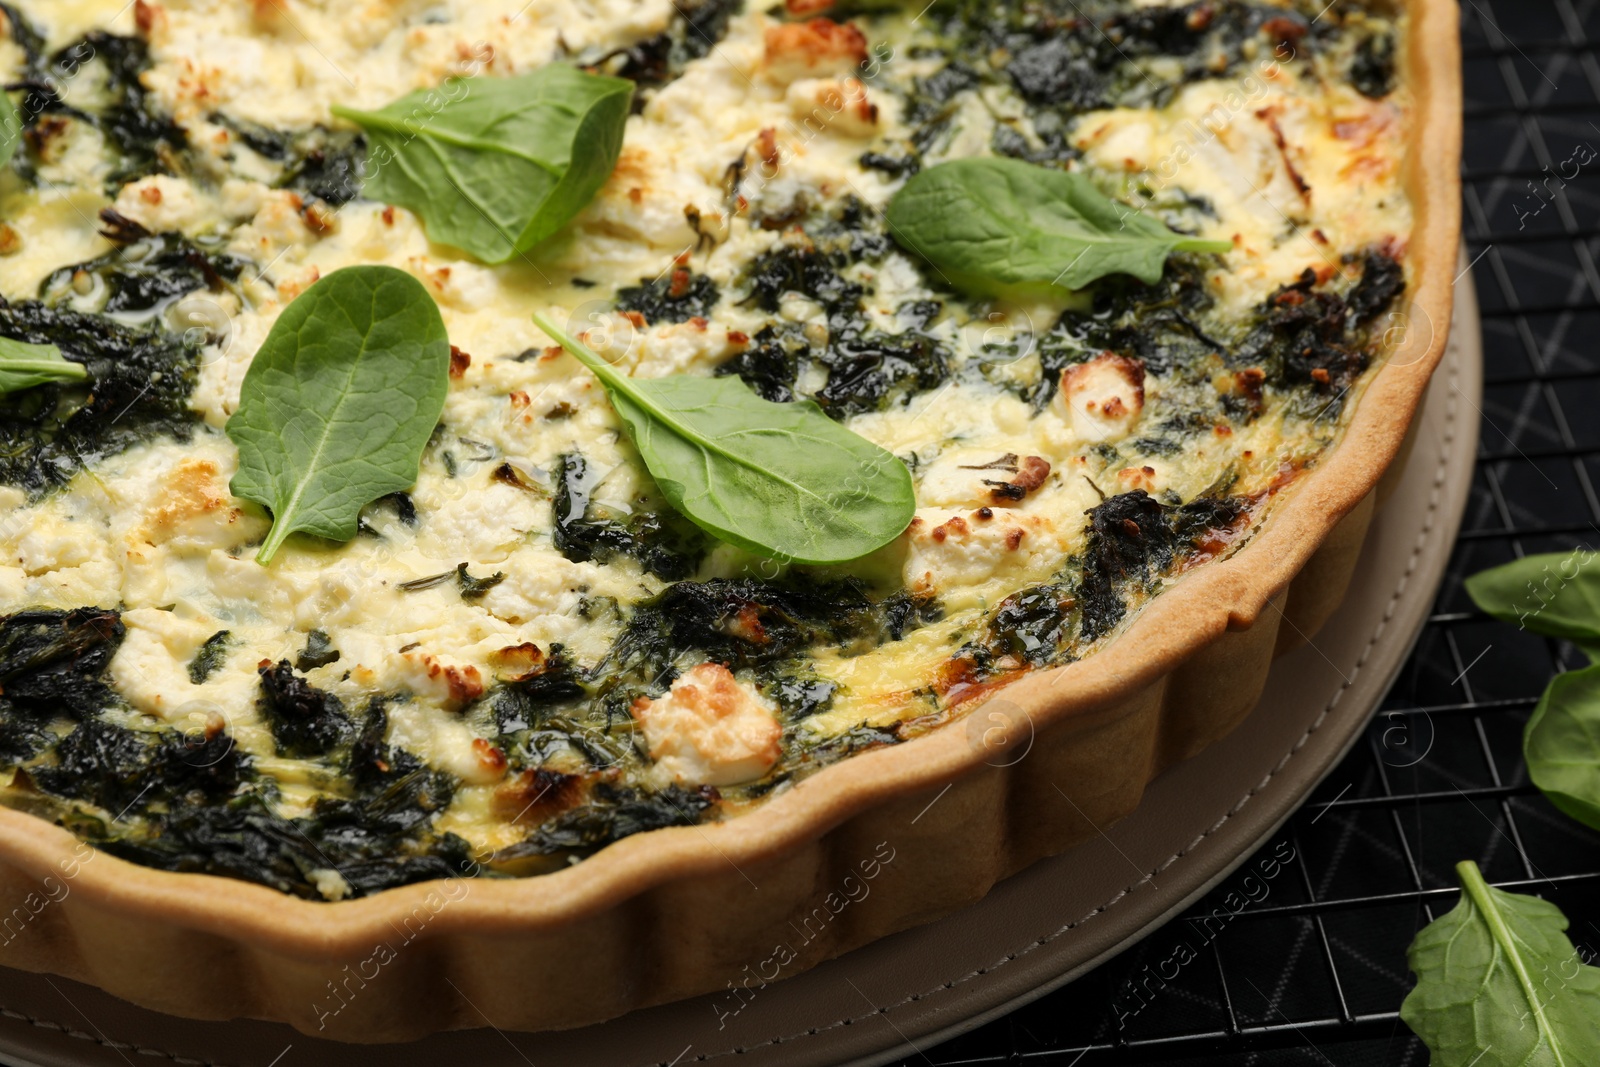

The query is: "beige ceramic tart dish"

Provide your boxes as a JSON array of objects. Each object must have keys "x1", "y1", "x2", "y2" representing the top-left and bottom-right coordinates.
[{"x1": 0, "y1": 0, "x2": 1459, "y2": 1042}]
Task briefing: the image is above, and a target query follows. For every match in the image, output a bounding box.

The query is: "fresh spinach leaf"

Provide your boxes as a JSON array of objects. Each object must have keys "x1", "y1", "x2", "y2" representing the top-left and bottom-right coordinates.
[
  {"x1": 331, "y1": 67, "x2": 633, "y2": 264},
  {"x1": 884, "y1": 157, "x2": 1232, "y2": 296},
  {"x1": 531, "y1": 312, "x2": 915, "y2": 565},
  {"x1": 1468, "y1": 552, "x2": 1600, "y2": 830},
  {"x1": 0, "y1": 91, "x2": 19, "y2": 169},
  {"x1": 1523, "y1": 663, "x2": 1600, "y2": 831},
  {"x1": 0, "y1": 336, "x2": 88, "y2": 396},
  {"x1": 1466, "y1": 551, "x2": 1600, "y2": 649},
  {"x1": 1401, "y1": 860, "x2": 1600, "y2": 1065},
  {"x1": 226, "y1": 266, "x2": 450, "y2": 564}
]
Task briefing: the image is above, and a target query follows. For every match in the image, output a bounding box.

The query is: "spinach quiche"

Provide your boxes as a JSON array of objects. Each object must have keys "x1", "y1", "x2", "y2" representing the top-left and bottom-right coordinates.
[{"x1": 0, "y1": 0, "x2": 1429, "y2": 906}]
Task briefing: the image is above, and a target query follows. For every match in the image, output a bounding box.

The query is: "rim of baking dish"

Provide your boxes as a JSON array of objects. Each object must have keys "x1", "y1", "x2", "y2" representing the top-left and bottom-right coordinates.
[{"x1": 0, "y1": 0, "x2": 1462, "y2": 961}]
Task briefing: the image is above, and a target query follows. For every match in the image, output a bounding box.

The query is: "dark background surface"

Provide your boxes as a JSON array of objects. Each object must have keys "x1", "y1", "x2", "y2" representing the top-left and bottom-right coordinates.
[{"x1": 903, "y1": 0, "x2": 1600, "y2": 1062}]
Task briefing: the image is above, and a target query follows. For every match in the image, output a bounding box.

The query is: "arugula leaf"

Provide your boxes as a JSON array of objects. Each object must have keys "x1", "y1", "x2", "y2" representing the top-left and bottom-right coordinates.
[
  {"x1": 227, "y1": 266, "x2": 450, "y2": 564},
  {"x1": 1466, "y1": 551, "x2": 1600, "y2": 648},
  {"x1": 0, "y1": 336, "x2": 89, "y2": 396},
  {"x1": 0, "y1": 92, "x2": 20, "y2": 169},
  {"x1": 531, "y1": 312, "x2": 915, "y2": 565},
  {"x1": 1402, "y1": 860, "x2": 1600, "y2": 1066},
  {"x1": 331, "y1": 67, "x2": 633, "y2": 264},
  {"x1": 884, "y1": 157, "x2": 1233, "y2": 297}
]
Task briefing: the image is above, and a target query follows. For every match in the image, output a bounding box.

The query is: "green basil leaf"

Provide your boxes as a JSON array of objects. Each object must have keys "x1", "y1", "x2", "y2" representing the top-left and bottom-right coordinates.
[
  {"x1": 1465, "y1": 551, "x2": 1600, "y2": 646},
  {"x1": 532, "y1": 312, "x2": 915, "y2": 565},
  {"x1": 1401, "y1": 860, "x2": 1600, "y2": 1066},
  {"x1": 884, "y1": 157, "x2": 1233, "y2": 296},
  {"x1": 0, "y1": 92, "x2": 20, "y2": 169},
  {"x1": 331, "y1": 67, "x2": 633, "y2": 265},
  {"x1": 0, "y1": 336, "x2": 89, "y2": 395},
  {"x1": 227, "y1": 266, "x2": 450, "y2": 564},
  {"x1": 1523, "y1": 663, "x2": 1600, "y2": 831}
]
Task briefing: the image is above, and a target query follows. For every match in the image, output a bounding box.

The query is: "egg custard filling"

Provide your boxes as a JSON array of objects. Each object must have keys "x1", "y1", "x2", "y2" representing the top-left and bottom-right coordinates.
[{"x1": 0, "y1": 0, "x2": 1409, "y2": 898}]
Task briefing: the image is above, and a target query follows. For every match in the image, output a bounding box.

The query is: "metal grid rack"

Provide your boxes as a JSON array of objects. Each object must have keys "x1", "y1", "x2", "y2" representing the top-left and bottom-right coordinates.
[{"x1": 906, "y1": 0, "x2": 1600, "y2": 1062}]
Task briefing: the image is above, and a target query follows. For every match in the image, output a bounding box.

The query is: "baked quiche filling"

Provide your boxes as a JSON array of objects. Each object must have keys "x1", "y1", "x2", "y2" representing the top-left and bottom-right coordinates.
[{"x1": 0, "y1": 0, "x2": 1409, "y2": 898}]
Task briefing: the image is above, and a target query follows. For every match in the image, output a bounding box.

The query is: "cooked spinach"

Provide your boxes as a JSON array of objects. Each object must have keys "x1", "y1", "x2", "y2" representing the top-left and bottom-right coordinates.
[
  {"x1": 491, "y1": 647, "x2": 589, "y2": 736},
  {"x1": 399, "y1": 563, "x2": 508, "y2": 600},
  {"x1": 591, "y1": 0, "x2": 742, "y2": 89},
  {"x1": 1079, "y1": 491, "x2": 1253, "y2": 641},
  {"x1": 96, "y1": 786, "x2": 473, "y2": 900},
  {"x1": 33, "y1": 717, "x2": 249, "y2": 816},
  {"x1": 1033, "y1": 256, "x2": 1218, "y2": 404},
  {"x1": 508, "y1": 782, "x2": 718, "y2": 859},
  {"x1": 256, "y1": 661, "x2": 353, "y2": 759},
  {"x1": 715, "y1": 324, "x2": 806, "y2": 404},
  {"x1": 455, "y1": 563, "x2": 506, "y2": 600},
  {"x1": 982, "y1": 584, "x2": 1080, "y2": 667},
  {"x1": 615, "y1": 269, "x2": 721, "y2": 324},
  {"x1": 881, "y1": 591, "x2": 944, "y2": 641},
  {"x1": 0, "y1": 610, "x2": 72, "y2": 761},
  {"x1": 766, "y1": 673, "x2": 838, "y2": 721},
  {"x1": 484, "y1": 575, "x2": 939, "y2": 781},
  {"x1": 280, "y1": 125, "x2": 367, "y2": 206},
  {"x1": 0, "y1": 3, "x2": 44, "y2": 66},
  {"x1": 209, "y1": 116, "x2": 367, "y2": 205},
  {"x1": 912, "y1": 0, "x2": 1312, "y2": 117},
  {"x1": 187, "y1": 630, "x2": 233, "y2": 685},
  {"x1": 814, "y1": 319, "x2": 951, "y2": 418},
  {"x1": 41, "y1": 214, "x2": 250, "y2": 319},
  {"x1": 1350, "y1": 31, "x2": 1396, "y2": 98},
  {"x1": 295, "y1": 630, "x2": 341, "y2": 671},
  {"x1": 0, "y1": 609, "x2": 123, "y2": 720},
  {"x1": 1027, "y1": 249, "x2": 1404, "y2": 420},
  {"x1": 611, "y1": 577, "x2": 881, "y2": 676},
  {"x1": 743, "y1": 243, "x2": 864, "y2": 318},
  {"x1": 731, "y1": 240, "x2": 953, "y2": 418},
  {"x1": 1, "y1": 625, "x2": 473, "y2": 899},
  {"x1": 551, "y1": 451, "x2": 706, "y2": 581},
  {"x1": 0, "y1": 300, "x2": 200, "y2": 493},
  {"x1": 1234, "y1": 253, "x2": 1406, "y2": 419},
  {"x1": 14, "y1": 32, "x2": 186, "y2": 192},
  {"x1": 955, "y1": 490, "x2": 1254, "y2": 674}
]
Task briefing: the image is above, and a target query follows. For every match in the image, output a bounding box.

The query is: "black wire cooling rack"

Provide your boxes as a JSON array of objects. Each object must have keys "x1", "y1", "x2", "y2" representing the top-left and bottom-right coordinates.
[{"x1": 904, "y1": 1, "x2": 1600, "y2": 1063}]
